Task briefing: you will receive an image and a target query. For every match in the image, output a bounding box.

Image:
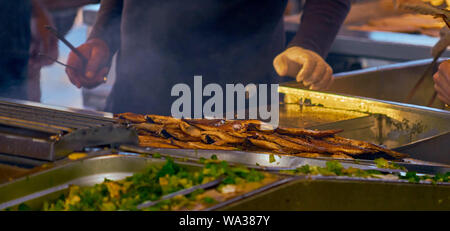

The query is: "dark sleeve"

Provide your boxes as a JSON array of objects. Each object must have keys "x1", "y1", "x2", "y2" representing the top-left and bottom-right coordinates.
[
  {"x1": 88, "y1": 0, "x2": 123, "y2": 53},
  {"x1": 288, "y1": 0, "x2": 351, "y2": 58}
]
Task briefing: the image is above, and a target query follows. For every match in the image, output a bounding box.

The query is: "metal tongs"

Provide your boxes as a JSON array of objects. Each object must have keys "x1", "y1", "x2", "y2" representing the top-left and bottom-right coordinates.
[
  {"x1": 43, "y1": 26, "x2": 107, "y2": 83},
  {"x1": 398, "y1": 2, "x2": 450, "y2": 106},
  {"x1": 45, "y1": 25, "x2": 89, "y2": 65},
  {"x1": 37, "y1": 26, "x2": 87, "y2": 73}
]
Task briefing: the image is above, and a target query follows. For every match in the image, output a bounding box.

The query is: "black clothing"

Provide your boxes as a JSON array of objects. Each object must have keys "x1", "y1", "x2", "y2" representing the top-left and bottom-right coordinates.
[
  {"x1": 90, "y1": 0, "x2": 351, "y2": 115},
  {"x1": 0, "y1": 0, "x2": 31, "y2": 100}
]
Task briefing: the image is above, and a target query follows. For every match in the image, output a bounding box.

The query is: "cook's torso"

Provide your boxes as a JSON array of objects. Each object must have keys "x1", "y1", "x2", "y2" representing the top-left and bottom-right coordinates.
[{"x1": 109, "y1": 0, "x2": 287, "y2": 114}]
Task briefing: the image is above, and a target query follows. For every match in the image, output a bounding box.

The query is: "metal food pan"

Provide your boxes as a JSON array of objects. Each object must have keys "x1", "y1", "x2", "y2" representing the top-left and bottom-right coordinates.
[
  {"x1": 218, "y1": 175, "x2": 450, "y2": 211},
  {"x1": 278, "y1": 84, "x2": 450, "y2": 164},
  {"x1": 2, "y1": 154, "x2": 449, "y2": 211},
  {"x1": 119, "y1": 145, "x2": 450, "y2": 175},
  {"x1": 0, "y1": 154, "x2": 288, "y2": 211},
  {"x1": 329, "y1": 59, "x2": 448, "y2": 109},
  {"x1": 0, "y1": 155, "x2": 166, "y2": 209}
]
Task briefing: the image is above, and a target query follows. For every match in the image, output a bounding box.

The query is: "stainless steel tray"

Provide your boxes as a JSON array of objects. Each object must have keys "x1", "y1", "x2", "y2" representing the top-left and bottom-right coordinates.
[
  {"x1": 0, "y1": 154, "x2": 288, "y2": 211},
  {"x1": 119, "y1": 145, "x2": 450, "y2": 175},
  {"x1": 219, "y1": 174, "x2": 450, "y2": 211},
  {"x1": 330, "y1": 59, "x2": 448, "y2": 109},
  {"x1": 1, "y1": 154, "x2": 449, "y2": 211},
  {"x1": 278, "y1": 84, "x2": 450, "y2": 164}
]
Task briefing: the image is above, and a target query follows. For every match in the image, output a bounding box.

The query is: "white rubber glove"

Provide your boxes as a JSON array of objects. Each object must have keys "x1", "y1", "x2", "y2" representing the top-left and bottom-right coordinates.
[{"x1": 273, "y1": 46, "x2": 333, "y2": 90}]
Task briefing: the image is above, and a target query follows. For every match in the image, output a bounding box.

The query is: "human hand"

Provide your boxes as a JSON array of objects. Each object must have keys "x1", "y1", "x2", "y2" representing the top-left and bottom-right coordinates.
[
  {"x1": 433, "y1": 60, "x2": 450, "y2": 104},
  {"x1": 273, "y1": 46, "x2": 333, "y2": 90},
  {"x1": 65, "y1": 38, "x2": 110, "y2": 89}
]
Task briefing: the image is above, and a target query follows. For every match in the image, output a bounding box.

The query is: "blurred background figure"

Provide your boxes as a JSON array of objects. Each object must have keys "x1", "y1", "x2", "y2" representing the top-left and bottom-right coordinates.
[
  {"x1": 0, "y1": 0, "x2": 32, "y2": 100},
  {"x1": 27, "y1": 0, "x2": 58, "y2": 101},
  {"x1": 0, "y1": 0, "x2": 98, "y2": 102},
  {"x1": 27, "y1": 0, "x2": 100, "y2": 101}
]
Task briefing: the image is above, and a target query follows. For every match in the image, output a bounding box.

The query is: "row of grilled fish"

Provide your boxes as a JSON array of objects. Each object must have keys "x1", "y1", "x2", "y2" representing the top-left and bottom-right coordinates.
[{"x1": 115, "y1": 113, "x2": 409, "y2": 160}]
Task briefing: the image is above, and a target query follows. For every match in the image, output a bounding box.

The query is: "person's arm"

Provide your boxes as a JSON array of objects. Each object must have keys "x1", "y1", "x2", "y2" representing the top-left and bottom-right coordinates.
[
  {"x1": 89, "y1": 0, "x2": 123, "y2": 54},
  {"x1": 273, "y1": 0, "x2": 351, "y2": 90},
  {"x1": 65, "y1": 0, "x2": 122, "y2": 89},
  {"x1": 289, "y1": 0, "x2": 351, "y2": 58},
  {"x1": 41, "y1": 0, "x2": 100, "y2": 11}
]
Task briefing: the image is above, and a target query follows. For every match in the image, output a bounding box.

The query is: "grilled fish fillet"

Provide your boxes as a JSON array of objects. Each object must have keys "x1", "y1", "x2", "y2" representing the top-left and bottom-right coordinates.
[
  {"x1": 303, "y1": 136, "x2": 374, "y2": 155},
  {"x1": 185, "y1": 119, "x2": 257, "y2": 133},
  {"x1": 161, "y1": 127, "x2": 200, "y2": 142},
  {"x1": 276, "y1": 127, "x2": 343, "y2": 138},
  {"x1": 248, "y1": 138, "x2": 281, "y2": 151},
  {"x1": 200, "y1": 130, "x2": 245, "y2": 144},
  {"x1": 179, "y1": 121, "x2": 202, "y2": 138},
  {"x1": 116, "y1": 112, "x2": 147, "y2": 123},
  {"x1": 132, "y1": 123, "x2": 164, "y2": 134},
  {"x1": 119, "y1": 113, "x2": 409, "y2": 161},
  {"x1": 275, "y1": 134, "x2": 328, "y2": 153},
  {"x1": 146, "y1": 115, "x2": 181, "y2": 124},
  {"x1": 324, "y1": 136, "x2": 409, "y2": 159},
  {"x1": 260, "y1": 134, "x2": 331, "y2": 153},
  {"x1": 138, "y1": 135, "x2": 171, "y2": 144}
]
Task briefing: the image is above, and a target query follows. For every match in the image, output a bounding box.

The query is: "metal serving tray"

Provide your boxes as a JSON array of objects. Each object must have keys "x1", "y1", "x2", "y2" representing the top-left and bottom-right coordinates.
[
  {"x1": 278, "y1": 85, "x2": 450, "y2": 164},
  {"x1": 329, "y1": 59, "x2": 448, "y2": 109},
  {"x1": 218, "y1": 175, "x2": 450, "y2": 211},
  {"x1": 1, "y1": 154, "x2": 449, "y2": 211},
  {"x1": 0, "y1": 154, "x2": 289, "y2": 211},
  {"x1": 119, "y1": 145, "x2": 450, "y2": 175}
]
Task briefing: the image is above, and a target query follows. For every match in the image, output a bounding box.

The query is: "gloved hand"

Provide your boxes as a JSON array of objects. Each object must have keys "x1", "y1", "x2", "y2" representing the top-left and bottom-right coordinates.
[
  {"x1": 65, "y1": 38, "x2": 110, "y2": 89},
  {"x1": 273, "y1": 46, "x2": 333, "y2": 90},
  {"x1": 433, "y1": 60, "x2": 450, "y2": 104}
]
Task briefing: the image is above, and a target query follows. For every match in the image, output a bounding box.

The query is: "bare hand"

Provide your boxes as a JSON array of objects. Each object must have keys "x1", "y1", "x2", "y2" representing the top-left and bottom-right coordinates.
[
  {"x1": 65, "y1": 38, "x2": 110, "y2": 89},
  {"x1": 433, "y1": 60, "x2": 450, "y2": 104}
]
